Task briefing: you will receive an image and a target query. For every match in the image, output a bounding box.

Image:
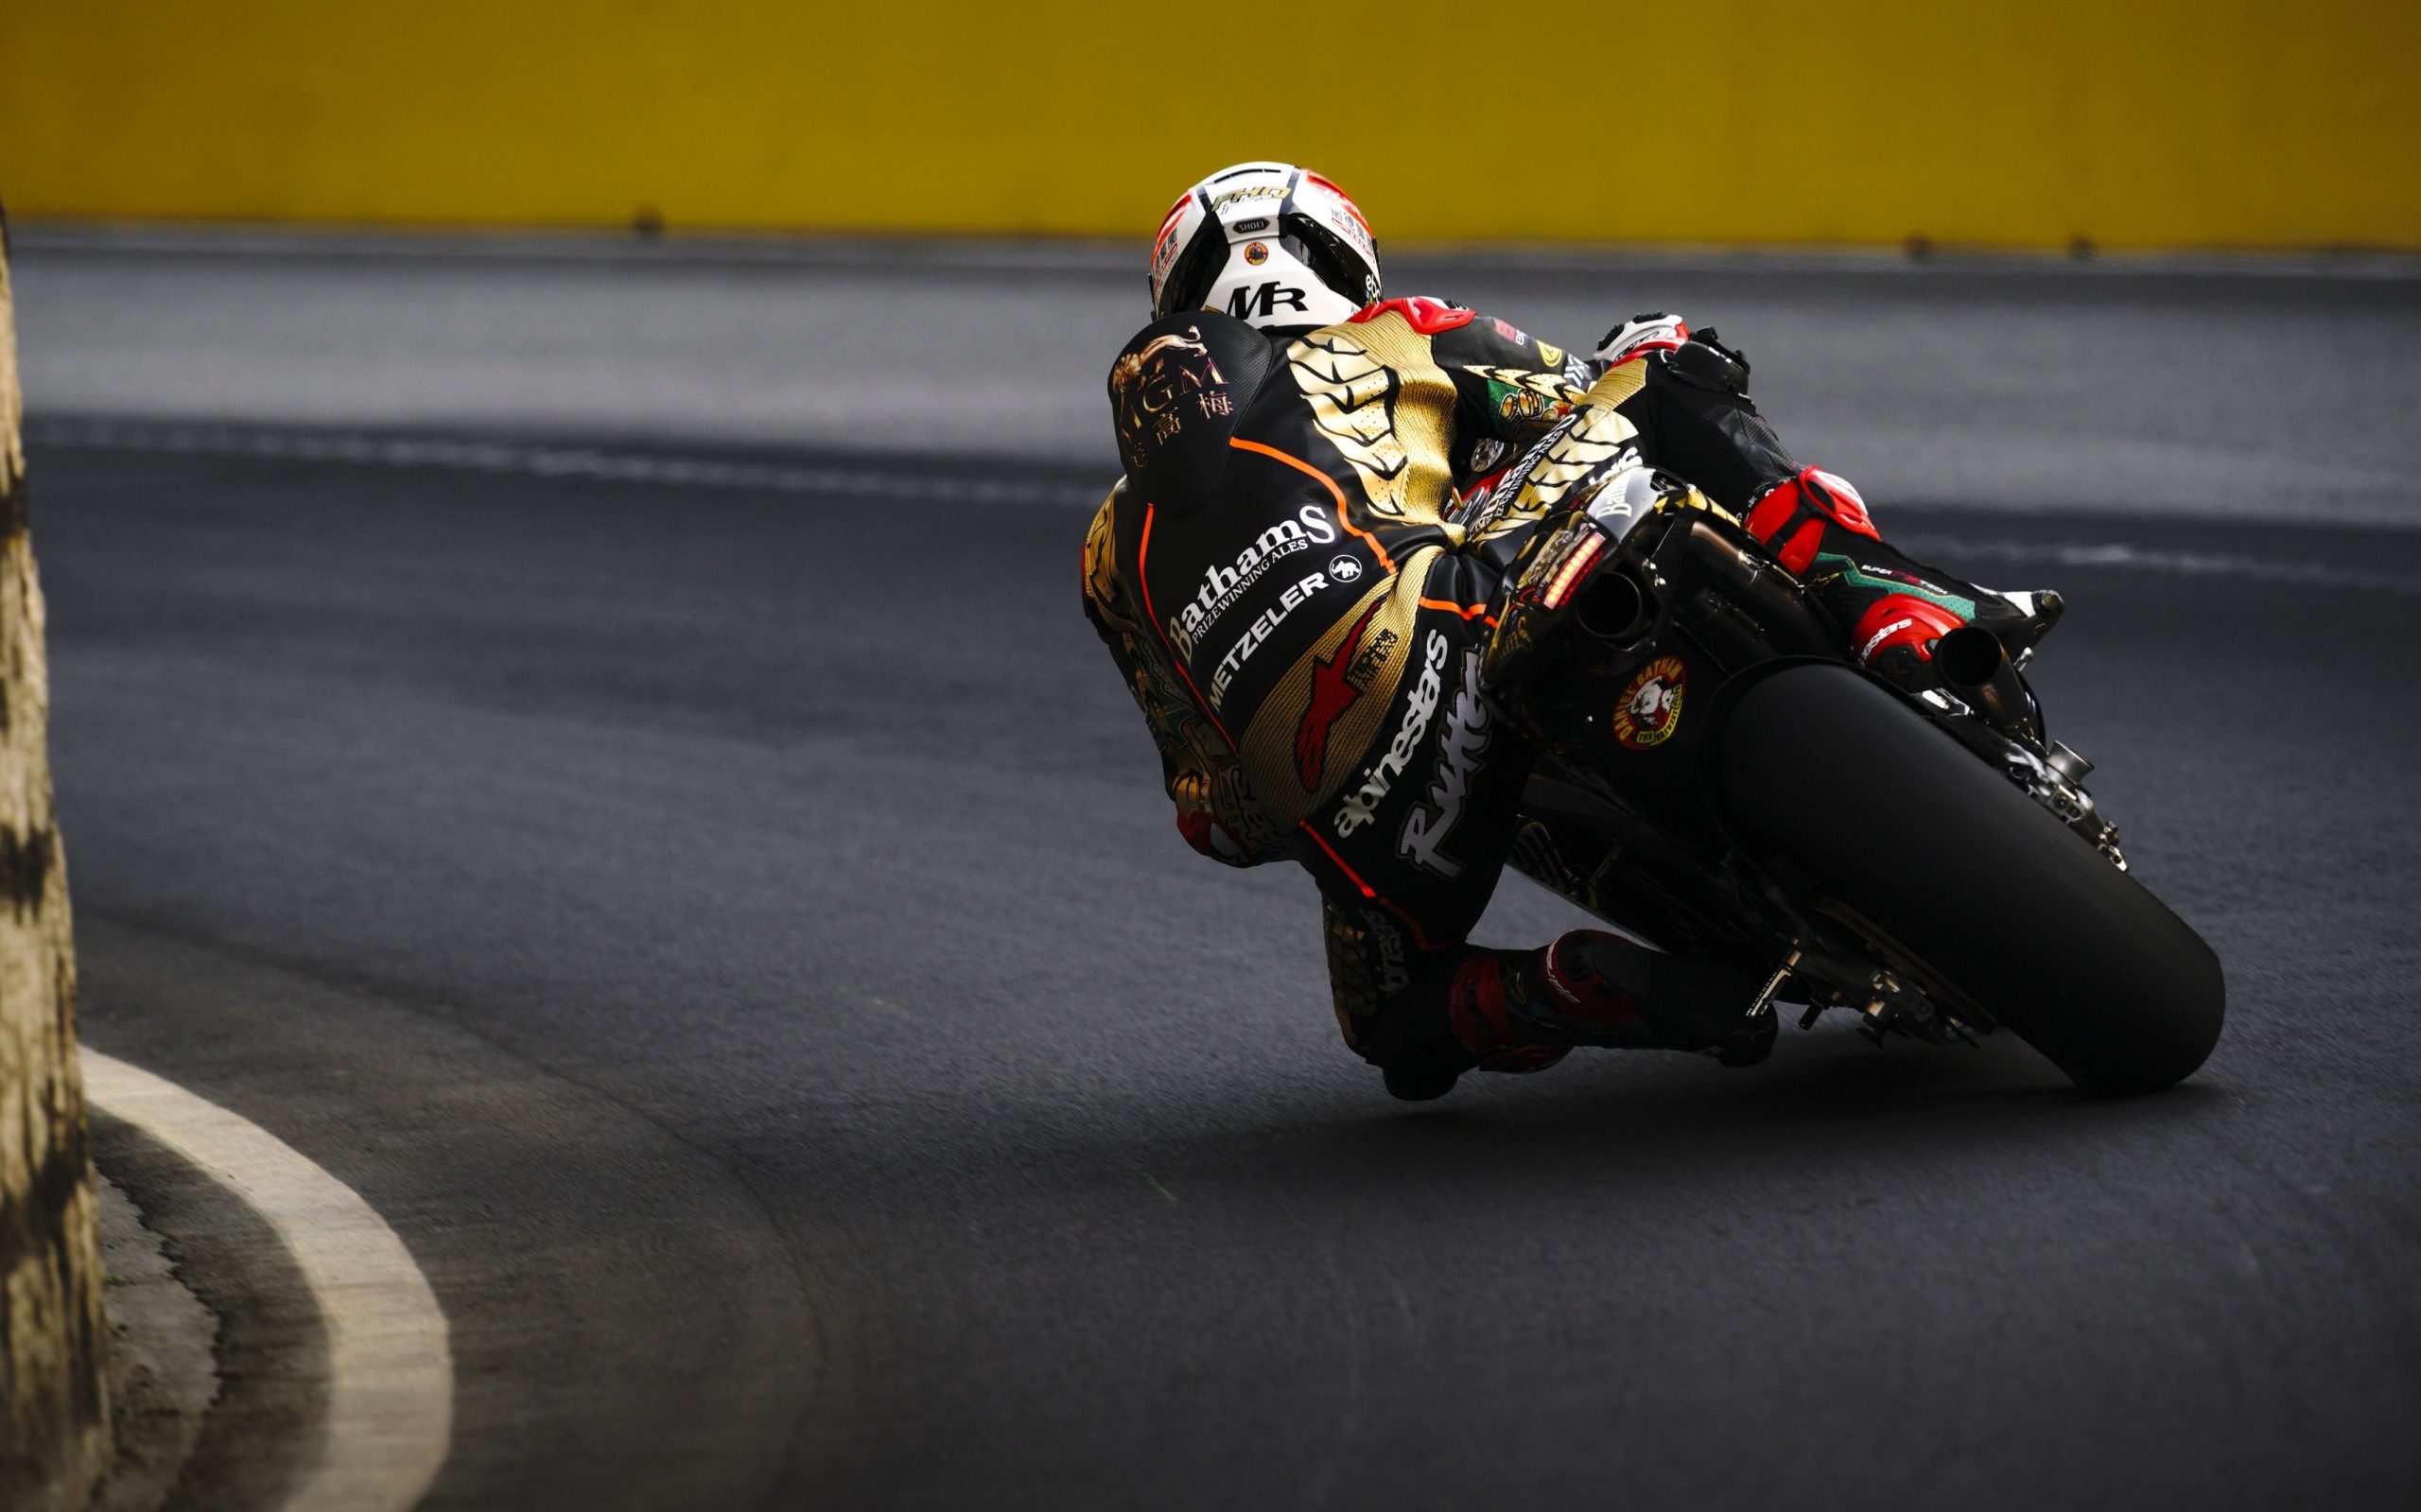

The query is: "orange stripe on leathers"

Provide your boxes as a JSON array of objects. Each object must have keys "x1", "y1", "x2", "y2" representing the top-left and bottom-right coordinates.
[
  {"x1": 1228, "y1": 437, "x2": 1398, "y2": 575},
  {"x1": 1136, "y1": 501, "x2": 1238, "y2": 751},
  {"x1": 1296, "y1": 820, "x2": 1443, "y2": 952},
  {"x1": 1418, "y1": 598, "x2": 1494, "y2": 625}
]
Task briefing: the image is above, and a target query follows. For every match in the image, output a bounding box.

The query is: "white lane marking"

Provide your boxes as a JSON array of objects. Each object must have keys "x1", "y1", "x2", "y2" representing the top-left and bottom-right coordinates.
[
  {"x1": 10, "y1": 224, "x2": 1141, "y2": 273},
  {"x1": 1896, "y1": 534, "x2": 2421, "y2": 598},
  {"x1": 26, "y1": 417, "x2": 1106, "y2": 508},
  {"x1": 29, "y1": 418, "x2": 2420, "y2": 592},
  {"x1": 81, "y1": 1049, "x2": 452, "y2": 1512}
]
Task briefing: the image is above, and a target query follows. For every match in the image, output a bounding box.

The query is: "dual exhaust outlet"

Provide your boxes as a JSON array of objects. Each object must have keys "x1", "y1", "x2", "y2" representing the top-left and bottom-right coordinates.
[{"x1": 1934, "y1": 623, "x2": 2032, "y2": 731}]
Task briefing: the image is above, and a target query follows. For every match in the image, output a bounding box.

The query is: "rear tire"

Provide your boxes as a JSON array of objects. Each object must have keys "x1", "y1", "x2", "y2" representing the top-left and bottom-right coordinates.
[{"x1": 1716, "y1": 666, "x2": 2223, "y2": 1093}]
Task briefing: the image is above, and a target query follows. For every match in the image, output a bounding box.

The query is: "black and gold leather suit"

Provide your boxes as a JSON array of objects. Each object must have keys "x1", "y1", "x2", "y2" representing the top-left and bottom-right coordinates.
[{"x1": 1083, "y1": 296, "x2": 1901, "y2": 1079}]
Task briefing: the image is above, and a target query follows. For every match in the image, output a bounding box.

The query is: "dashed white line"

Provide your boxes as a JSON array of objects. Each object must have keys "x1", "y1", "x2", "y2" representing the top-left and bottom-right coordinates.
[
  {"x1": 29, "y1": 418, "x2": 2418, "y2": 595},
  {"x1": 81, "y1": 1049, "x2": 453, "y2": 1512},
  {"x1": 26, "y1": 416, "x2": 1106, "y2": 508},
  {"x1": 1898, "y1": 533, "x2": 2421, "y2": 598}
]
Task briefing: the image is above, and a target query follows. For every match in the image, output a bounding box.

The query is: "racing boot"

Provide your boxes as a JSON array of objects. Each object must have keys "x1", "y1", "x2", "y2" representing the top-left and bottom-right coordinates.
[
  {"x1": 1744, "y1": 466, "x2": 2047, "y2": 689},
  {"x1": 1447, "y1": 930, "x2": 1773, "y2": 1069}
]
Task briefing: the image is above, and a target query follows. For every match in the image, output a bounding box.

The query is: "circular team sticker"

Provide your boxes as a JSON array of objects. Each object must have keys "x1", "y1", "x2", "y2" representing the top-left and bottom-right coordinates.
[
  {"x1": 1613, "y1": 655, "x2": 1687, "y2": 750},
  {"x1": 1244, "y1": 241, "x2": 1270, "y2": 266}
]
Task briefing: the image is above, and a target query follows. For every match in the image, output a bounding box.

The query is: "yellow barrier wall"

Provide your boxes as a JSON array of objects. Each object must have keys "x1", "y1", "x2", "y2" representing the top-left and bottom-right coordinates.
[{"x1": 3, "y1": 1, "x2": 2416, "y2": 249}]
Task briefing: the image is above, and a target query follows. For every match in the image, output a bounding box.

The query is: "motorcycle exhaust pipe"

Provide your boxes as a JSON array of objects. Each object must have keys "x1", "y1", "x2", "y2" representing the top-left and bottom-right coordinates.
[
  {"x1": 1934, "y1": 624, "x2": 2032, "y2": 731},
  {"x1": 1575, "y1": 569, "x2": 1646, "y2": 644}
]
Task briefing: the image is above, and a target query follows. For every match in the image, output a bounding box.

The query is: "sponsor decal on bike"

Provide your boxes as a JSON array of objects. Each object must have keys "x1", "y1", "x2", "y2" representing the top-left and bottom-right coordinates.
[
  {"x1": 1210, "y1": 569, "x2": 1331, "y2": 701},
  {"x1": 1111, "y1": 325, "x2": 1233, "y2": 476},
  {"x1": 1293, "y1": 599, "x2": 1395, "y2": 791},
  {"x1": 1575, "y1": 445, "x2": 1649, "y2": 526},
  {"x1": 1334, "y1": 630, "x2": 1449, "y2": 838},
  {"x1": 1612, "y1": 655, "x2": 1686, "y2": 750},
  {"x1": 1398, "y1": 649, "x2": 1492, "y2": 878},
  {"x1": 1166, "y1": 502, "x2": 1340, "y2": 657}
]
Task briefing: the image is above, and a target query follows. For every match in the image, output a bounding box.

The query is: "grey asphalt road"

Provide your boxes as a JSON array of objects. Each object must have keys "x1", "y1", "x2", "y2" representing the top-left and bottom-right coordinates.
[
  {"x1": 32, "y1": 419, "x2": 2421, "y2": 1508},
  {"x1": 12, "y1": 229, "x2": 2421, "y2": 523}
]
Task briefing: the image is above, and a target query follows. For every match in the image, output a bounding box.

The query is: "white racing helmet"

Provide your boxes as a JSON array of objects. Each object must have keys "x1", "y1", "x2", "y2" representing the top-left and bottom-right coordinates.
[{"x1": 1148, "y1": 162, "x2": 1382, "y2": 331}]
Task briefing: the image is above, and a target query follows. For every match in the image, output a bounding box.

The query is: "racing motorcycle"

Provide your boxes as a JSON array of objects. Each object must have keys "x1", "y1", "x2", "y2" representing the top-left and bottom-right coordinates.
[{"x1": 1482, "y1": 465, "x2": 2224, "y2": 1094}]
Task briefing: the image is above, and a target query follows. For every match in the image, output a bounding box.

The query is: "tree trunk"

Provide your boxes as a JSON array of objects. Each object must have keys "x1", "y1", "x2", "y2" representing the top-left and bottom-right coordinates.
[{"x1": 0, "y1": 211, "x2": 110, "y2": 1512}]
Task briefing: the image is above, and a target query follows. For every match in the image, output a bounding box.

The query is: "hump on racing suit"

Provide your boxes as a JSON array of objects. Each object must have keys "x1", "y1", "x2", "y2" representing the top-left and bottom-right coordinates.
[
  {"x1": 1082, "y1": 296, "x2": 1619, "y2": 870},
  {"x1": 1106, "y1": 310, "x2": 1274, "y2": 511}
]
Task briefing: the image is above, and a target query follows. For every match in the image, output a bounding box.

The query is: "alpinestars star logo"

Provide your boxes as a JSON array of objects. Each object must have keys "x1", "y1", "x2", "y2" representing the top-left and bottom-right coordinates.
[
  {"x1": 1398, "y1": 650, "x2": 1492, "y2": 878},
  {"x1": 1294, "y1": 598, "x2": 1390, "y2": 791}
]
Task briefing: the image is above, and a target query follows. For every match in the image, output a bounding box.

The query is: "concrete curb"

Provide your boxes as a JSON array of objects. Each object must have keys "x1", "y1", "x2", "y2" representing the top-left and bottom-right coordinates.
[
  {"x1": 81, "y1": 1051, "x2": 452, "y2": 1512},
  {"x1": 89, "y1": 1171, "x2": 214, "y2": 1512}
]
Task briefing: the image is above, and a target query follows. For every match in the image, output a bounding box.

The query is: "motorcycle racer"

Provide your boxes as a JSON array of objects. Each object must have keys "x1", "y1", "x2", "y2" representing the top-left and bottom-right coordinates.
[{"x1": 1082, "y1": 161, "x2": 2024, "y2": 1099}]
